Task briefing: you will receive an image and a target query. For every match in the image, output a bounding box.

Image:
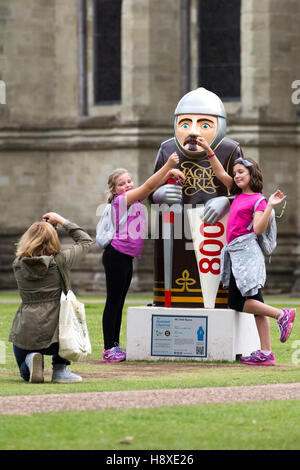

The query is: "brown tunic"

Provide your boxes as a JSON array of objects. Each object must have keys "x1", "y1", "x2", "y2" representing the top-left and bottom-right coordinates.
[{"x1": 152, "y1": 136, "x2": 243, "y2": 308}]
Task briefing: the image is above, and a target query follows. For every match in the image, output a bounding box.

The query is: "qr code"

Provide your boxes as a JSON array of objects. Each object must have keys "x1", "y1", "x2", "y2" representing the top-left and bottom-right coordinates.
[{"x1": 196, "y1": 345, "x2": 205, "y2": 355}]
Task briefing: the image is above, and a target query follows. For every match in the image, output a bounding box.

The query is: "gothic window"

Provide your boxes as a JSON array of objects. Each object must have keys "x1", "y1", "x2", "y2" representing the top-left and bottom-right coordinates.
[
  {"x1": 197, "y1": 0, "x2": 241, "y2": 100},
  {"x1": 93, "y1": 0, "x2": 122, "y2": 104}
]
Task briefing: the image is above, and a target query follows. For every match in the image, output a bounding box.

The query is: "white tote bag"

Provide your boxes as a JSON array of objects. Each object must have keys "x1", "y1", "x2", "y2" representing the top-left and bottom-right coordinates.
[
  {"x1": 58, "y1": 290, "x2": 92, "y2": 362},
  {"x1": 55, "y1": 254, "x2": 92, "y2": 362}
]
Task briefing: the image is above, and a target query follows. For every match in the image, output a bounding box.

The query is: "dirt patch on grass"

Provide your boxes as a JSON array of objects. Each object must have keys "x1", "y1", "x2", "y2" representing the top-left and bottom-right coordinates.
[
  {"x1": 1, "y1": 361, "x2": 299, "y2": 415},
  {"x1": 79, "y1": 360, "x2": 297, "y2": 379},
  {"x1": 1, "y1": 360, "x2": 295, "y2": 381},
  {"x1": 79, "y1": 360, "x2": 243, "y2": 378}
]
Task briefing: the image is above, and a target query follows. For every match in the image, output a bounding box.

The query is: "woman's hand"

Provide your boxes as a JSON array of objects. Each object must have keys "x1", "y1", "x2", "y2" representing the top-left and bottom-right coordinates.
[{"x1": 42, "y1": 212, "x2": 66, "y2": 226}]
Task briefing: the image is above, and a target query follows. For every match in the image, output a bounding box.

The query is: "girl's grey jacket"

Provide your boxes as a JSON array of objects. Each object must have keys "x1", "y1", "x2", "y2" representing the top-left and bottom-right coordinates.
[
  {"x1": 9, "y1": 222, "x2": 94, "y2": 350},
  {"x1": 220, "y1": 232, "x2": 266, "y2": 297}
]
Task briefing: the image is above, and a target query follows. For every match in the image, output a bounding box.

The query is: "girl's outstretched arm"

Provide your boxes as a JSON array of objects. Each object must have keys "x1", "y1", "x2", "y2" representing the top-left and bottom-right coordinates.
[
  {"x1": 125, "y1": 153, "x2": 183, "y2": 206},
  {"x1": 197, "y1": 136, "x2": 233, "y2": 191}
]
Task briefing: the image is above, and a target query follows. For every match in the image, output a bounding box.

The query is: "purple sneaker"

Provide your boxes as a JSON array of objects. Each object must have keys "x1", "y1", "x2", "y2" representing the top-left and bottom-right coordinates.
[
  {"x1": 102, "y1": 346, "x2": 126, "y2": 363},
  {"x1": 240, "y1": 350, "x2": 276, "y2": 366},
  {"x1": 278, "y1": 308, "x2": 296, "y2": 343}
]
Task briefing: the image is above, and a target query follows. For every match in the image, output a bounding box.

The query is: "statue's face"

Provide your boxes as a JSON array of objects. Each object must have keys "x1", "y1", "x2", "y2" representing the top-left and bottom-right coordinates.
[{"x1": 175, "y1": 114, "x2": 218, "y2": 153}]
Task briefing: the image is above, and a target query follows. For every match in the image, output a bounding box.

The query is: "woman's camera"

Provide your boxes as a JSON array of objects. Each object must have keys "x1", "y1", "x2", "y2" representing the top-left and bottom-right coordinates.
[{"x1": 44, "y1": 218, "x2": 58, "y2": 230}]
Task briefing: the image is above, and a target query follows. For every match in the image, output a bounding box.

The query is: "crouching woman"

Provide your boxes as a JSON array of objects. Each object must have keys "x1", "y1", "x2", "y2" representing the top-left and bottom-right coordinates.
[{"x1": 9, "y1": 212, "x2": 94, "y2": 383}]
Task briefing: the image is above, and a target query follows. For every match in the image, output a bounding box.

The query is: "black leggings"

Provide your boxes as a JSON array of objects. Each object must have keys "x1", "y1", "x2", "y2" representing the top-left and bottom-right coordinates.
[
  {"x1": 102, "y1": 244, "x2": 133, "y2": 350},
  {"x1": 228, "y1": 272, "x2": 264, "y2": 312}
]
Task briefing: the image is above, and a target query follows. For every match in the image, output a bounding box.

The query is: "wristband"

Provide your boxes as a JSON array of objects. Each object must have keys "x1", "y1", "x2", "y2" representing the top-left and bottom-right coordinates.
[{"x1": 206, "y1": 152, "x2": 215, "y2": 158}]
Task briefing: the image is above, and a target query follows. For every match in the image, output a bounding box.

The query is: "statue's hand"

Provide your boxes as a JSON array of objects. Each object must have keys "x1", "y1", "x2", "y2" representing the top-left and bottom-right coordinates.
[
  {"x1": 203, "y1": 196, "x2": 230, "y2": 224},
  {"x1": 152, "y1": 184, "x2": 183, "y2": 205}
]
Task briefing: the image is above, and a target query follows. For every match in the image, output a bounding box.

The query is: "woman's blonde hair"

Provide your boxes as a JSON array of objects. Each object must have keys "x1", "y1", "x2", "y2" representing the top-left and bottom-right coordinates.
[
  {"x1": 106, "y1": 168, "x2": 133, "y2": 203},
  {"x1": 16, "y1": 221, "x2": 61, "y2": 258}
]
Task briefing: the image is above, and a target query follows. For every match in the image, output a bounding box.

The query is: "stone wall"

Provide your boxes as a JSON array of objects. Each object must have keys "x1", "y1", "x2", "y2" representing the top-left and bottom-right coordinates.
[{"x1": 0, "y1": 0, "x2": 78, "y2": 124}]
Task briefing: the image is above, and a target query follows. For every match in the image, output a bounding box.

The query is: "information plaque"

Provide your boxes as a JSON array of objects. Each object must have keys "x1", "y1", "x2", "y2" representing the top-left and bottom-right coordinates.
[{"x1": 151, "y1": 315, "x2": 208, "y2": 358}]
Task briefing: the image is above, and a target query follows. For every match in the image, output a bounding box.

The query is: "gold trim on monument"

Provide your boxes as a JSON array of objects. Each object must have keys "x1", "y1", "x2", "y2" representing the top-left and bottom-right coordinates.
[
  {"x1": 154, "y1": 270, "x2": 199, "y2": 292},
  {"x1": 154, "y1": 288, "x2": 228, "y2": 294},
  {"x1": 175, "y1": 269, "x2": 199, "y2": 292},
  {"x1": 153, "y1": 296, "x2": 228, "y2": 304},
  {"x1": 153, "y1": 270, "x2": 228, "y2": 294},
  {"x1": 154, "y1": 270, "x2": 198, "y2": 292}
]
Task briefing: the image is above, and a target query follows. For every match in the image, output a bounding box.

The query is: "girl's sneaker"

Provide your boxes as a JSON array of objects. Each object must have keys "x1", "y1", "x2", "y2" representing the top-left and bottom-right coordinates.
[
  {"x1": 277, "y1": 308, "x2": 296, "y2": 343},
  {"x1": 102, "y1": 346, "x2": 126, "y2": 363},
  {"x1": 240, "y1": 350, "x2": 276, "y2": 366}
]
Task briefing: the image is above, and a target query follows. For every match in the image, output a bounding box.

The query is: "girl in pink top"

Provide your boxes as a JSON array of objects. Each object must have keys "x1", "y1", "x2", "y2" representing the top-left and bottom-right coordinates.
[
  {"x1": 101, "y1": 153, "x2": 185, "y2": 362},
  {"x1": 199, "y1": 136, "x2": 295, "y2": 366}
]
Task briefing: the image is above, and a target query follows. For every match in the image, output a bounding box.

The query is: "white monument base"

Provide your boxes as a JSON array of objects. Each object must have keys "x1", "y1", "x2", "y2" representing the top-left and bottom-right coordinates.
[{"x1": 126, "y1": 306, "x2": 260, "y2": 362}]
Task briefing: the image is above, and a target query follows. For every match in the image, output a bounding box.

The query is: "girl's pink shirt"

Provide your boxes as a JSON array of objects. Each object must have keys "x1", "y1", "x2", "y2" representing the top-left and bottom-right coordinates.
[
  {"x1": 226, "y1": 192, "x2": 267, "y2": 244},
  {"x1": 111, "y1": 193, "x2": 146, "y2": 258}
]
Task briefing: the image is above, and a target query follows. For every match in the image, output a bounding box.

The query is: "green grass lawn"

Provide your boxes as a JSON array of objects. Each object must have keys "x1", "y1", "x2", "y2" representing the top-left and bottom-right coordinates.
[
  {"x1": 1, "y1": 400, "x2": 300, "y2": 451},
  {"x1": 0, "y1": 295, "x2": 300, "y2": 450}
]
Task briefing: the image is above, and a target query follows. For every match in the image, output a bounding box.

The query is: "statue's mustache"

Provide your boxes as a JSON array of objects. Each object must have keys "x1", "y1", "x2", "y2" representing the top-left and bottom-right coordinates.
[{"x1": 184, "y1": 135, "x2": 200, "y2": 146}]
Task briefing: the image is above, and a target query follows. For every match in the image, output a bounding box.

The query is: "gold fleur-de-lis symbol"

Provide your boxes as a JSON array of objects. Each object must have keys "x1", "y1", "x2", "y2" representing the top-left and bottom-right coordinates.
[{"x1": 175, "y1": 270, "x2": 196, "y2": 292}]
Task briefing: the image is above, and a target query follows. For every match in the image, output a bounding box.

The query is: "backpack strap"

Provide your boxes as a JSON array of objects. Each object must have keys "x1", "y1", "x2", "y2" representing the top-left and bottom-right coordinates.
[
  {"x1": 247, "y1": 196, "x2": 266, "y2": 231},
  {"x1": 110, "y1": 197, "x2": 135, "y2": 228},
  {"x1": 55, "y1": 253, "x2": 71, "y2": 294},
  {"x1": 119, "y1": 203, "x2": 134, "y2": 226}
]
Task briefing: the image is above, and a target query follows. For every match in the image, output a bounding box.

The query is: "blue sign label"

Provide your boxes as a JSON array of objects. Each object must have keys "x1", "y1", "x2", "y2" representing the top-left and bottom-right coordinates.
[{"x1": 151, "y1": 314, "x2": 208, "y2": 358}]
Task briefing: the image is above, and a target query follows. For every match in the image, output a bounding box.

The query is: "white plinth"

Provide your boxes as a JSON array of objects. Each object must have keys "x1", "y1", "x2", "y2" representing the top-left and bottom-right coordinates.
[{"x1": 126, "y1": 306, "x2": 260, "y2": 362}]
